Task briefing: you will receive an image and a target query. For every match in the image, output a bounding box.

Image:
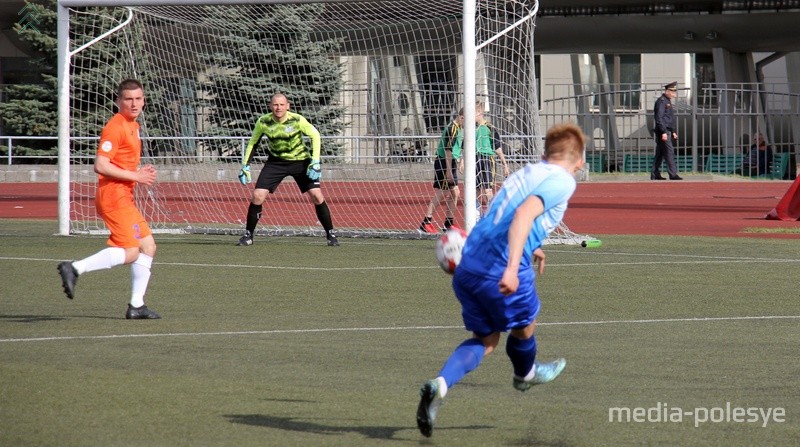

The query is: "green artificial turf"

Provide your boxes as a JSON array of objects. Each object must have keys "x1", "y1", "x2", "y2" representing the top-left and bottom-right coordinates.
[{"x1": 1, "y1": 219, "x2": 798, "y2": 446}]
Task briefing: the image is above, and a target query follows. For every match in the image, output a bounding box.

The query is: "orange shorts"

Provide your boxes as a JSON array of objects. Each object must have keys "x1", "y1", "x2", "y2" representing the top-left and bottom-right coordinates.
[{"x1": 101, "y1": 206, "x2": 152, "y2": 248}]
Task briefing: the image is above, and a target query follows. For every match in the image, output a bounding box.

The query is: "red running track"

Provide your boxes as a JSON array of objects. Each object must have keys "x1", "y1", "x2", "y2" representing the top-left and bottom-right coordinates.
[{"x1": 1, "y1": 181, "x2": 798, "y2": 238}]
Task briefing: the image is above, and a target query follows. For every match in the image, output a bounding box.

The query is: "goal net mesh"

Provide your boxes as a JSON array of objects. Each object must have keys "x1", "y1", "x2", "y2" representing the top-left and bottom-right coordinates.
[{"x1": 65, "y1": 0, "x2": 589, "y2": 244}]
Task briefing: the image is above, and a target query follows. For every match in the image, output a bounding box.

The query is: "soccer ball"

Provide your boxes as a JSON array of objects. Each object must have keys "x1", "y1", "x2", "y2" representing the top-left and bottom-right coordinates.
[{"x1": 436, "y1": 228, "x2": 468, "y2": 274}]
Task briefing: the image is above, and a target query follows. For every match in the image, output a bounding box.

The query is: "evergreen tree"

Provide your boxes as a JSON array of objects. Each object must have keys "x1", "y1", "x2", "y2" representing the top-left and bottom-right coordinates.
[
  {"x1": 0, "y1": 0, "x2": 57, "y2": 163},
  {"x1": 65, "y1": 8, "x2": 174, "y2": 160},
  {"x1": 198, "y1": 4, "x2": 346, "y2": 159},
  {"x1": 0, "y1": 0, "x2": 175, "y2": 164}
]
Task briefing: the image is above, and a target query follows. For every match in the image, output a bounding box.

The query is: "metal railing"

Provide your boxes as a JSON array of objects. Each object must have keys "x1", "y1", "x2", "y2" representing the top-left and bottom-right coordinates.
[
  {"x1": 5, "y1": 82, "x2": 799, "y2": 176},
  {"x1": 540, "y1": 82, "x2": 800, "y2": 175},
  {"x1": 0, "y1": 135, "x2": 442, "y2": 166},
  {"x1": 1, "y1": 136, "x2": 59, "y2": 165}
]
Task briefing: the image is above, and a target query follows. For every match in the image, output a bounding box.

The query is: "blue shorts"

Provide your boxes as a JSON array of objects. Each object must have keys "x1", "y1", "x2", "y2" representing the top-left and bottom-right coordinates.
[{"x1": 452, "y1": 267, "x2": 540, "y2": 337}]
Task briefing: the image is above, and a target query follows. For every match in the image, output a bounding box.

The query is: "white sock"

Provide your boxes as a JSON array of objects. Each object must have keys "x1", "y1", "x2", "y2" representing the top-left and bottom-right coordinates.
[
  {"x1": 130, "y1": 253, "x2": 153, "y2": 308},
  {"x1": 522, "y1": 364, "x2": 537, "y2": 382},
  {"x1": 435, "y1": 376, "x2": 448, "y2": 398},
  {"x1": 73, "y1": 247, "x2": 126, "y2": 275}
]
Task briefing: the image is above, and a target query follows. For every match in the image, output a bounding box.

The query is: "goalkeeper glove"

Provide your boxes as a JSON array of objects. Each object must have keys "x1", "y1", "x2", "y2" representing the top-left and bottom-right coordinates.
[
  {"x1": 307, "y1": 159, "x2": 322, "y2": 181},
  {"x1": 238, "y1": 165, "x2": 251, "y2": 185}
]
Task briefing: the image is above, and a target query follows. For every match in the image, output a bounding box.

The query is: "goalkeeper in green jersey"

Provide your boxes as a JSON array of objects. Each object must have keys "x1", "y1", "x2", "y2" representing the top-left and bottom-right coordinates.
[{"x1": 236, "y1": 92, "x2": 339, "y2": 247}]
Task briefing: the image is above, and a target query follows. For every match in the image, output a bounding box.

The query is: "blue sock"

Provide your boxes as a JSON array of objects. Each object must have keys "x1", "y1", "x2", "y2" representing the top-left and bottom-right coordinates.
[
  {"x1": 438, "y1": 338, "x2": 486, "y2": 388},
  {"x1": 506, "y1": 335, "x2": 537, "y2": 378}
]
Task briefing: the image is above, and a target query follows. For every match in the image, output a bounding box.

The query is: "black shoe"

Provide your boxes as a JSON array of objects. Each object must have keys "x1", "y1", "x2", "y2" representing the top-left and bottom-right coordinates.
[
  {"x1": 327, "y1": 230, "x2": 340, "y2": 247},
  {"x1": 669, "y1": 175, "x2": 683, "y2": 180},
  {"x1": 650, "y1": 175, "x2": 666, "y2": 180},
  {"x1": 125, "y1": 304, "x2": 161, "y2": 320},
  {"x1": 236, "y1": 231, "x2": 253, "y2": 246},
  {"x1": 416, "y1": 379, "x2": 443, "y2": 438},
  {"x1": 57, "y1": 261, "x2": 78, "y2": 299}
]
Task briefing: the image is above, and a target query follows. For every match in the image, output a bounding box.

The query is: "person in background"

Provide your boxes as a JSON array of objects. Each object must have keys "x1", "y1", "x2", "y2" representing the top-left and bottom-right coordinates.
[
  {"x1": 650, "y1": 81, "x2": 682, "y2": 181},
  {"x1": 419, "y1": 108, "x2": 465, "y2": 233},
  {"x1": 736, "y1": 133, "x2": 773, "y2": 176},
  {"x1": 475, "y1": 105, "x2": 510, "y2": 219}
]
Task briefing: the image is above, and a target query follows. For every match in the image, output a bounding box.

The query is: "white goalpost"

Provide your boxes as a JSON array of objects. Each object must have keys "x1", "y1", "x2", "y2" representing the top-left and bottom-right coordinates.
[{"x1": 56, "y1": 0, "x2": 589, "y2": 244}]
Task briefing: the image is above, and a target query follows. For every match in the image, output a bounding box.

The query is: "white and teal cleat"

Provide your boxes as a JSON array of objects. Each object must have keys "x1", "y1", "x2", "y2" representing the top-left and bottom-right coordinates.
[
  {"x1": 513, "y1": 358, "x2": 567, "y2": 391},
  {"x1": 416, "y1": 378, "x2": 445, "y2": 437}
]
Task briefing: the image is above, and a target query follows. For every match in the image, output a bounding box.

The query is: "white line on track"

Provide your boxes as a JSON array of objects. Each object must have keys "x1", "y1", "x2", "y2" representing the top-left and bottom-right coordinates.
[{"x1": 1, "y1": 315, "x2": 797, "y2": 344}]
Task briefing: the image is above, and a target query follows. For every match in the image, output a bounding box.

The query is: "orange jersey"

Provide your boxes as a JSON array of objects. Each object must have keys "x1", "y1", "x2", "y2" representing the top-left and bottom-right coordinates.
[{"x1": 95, "y1": 113, "x2": 142, "y2": 214}]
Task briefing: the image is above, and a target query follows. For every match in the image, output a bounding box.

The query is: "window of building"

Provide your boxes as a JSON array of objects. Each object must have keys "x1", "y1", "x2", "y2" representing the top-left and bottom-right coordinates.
[
  {"x1": 695, "y1": 53, "x2": 716, "y2": 107},
  {"x1": 599, "y1": 54, "x2": 642, "y2": 111},
  {"x1": 398, "y1": 93, "x2": 409, "y2": 116},
  {"x1": 415, "y1": 55, "x2": 458, "y2": 131}
]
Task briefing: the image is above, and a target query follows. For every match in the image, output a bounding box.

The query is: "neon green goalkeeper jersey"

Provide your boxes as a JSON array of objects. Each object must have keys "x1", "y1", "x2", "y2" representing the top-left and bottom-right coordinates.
[{"x1": 242, "y1": 111, "x2": 321, "y2": 164}]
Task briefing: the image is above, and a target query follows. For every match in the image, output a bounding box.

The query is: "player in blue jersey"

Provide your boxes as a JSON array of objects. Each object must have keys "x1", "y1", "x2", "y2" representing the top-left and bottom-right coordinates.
[{"x1": 416, "y1": 123, "x2": 587, "y2": 438}]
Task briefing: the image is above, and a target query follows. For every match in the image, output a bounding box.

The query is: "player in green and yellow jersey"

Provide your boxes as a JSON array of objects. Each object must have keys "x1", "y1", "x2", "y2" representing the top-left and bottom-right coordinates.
[
  {"x1": 419, "y1": 108, "x2": 465, "y2": 233},
  {"x1": 475, "y1": 106, "x2": 509, "y2": 219},
  {"x1": 236, "y1": 93, "x2": 339, "y2": 246}
]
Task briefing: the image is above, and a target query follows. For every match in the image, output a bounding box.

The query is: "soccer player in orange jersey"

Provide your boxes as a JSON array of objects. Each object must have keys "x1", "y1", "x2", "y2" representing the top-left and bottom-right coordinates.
[{"x1": 57, "y1": 79, "x2": 161, "y2": 319}]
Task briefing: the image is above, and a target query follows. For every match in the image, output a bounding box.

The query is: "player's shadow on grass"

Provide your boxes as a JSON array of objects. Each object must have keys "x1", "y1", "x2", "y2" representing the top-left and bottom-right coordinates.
[
  {"x1": 0, "y1": 314, "x2": 118, "y2": 323},
  {"x1": 0, "y1": 314, "x2": 67, "y2": 323},
  {"x1": 225, "y1": 413, "x2": 492, "y2": 441},
  {"x1": 158, "y1": 239, "x2": 234, "y2": 246}
]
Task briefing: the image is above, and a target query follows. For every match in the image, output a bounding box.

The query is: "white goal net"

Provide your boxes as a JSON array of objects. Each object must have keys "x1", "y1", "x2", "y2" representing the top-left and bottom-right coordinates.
[{"x1": 59, "y1": 0, "x2": 589, "y2": 244}]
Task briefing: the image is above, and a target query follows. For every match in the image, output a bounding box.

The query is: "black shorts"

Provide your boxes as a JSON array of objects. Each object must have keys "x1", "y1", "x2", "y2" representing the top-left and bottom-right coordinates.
[
  {"x1": 476, "y1": 154, "x2": 495, "y2": 189},
  {"x1": 254, "y1": 157, "x2": 319, "y2": 193},
  {"x1": 432, "y1": 156, "x2": 458, "y2": 190}
]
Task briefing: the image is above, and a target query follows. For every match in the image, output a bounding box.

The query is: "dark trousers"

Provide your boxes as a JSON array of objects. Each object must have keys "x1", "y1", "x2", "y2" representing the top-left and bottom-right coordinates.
[{"x1": 652, "y1": 137, "x2": 677, "y2": 178}]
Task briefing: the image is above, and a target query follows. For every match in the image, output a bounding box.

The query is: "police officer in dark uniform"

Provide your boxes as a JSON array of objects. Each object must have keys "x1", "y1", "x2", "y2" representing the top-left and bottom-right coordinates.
[{"x1": 651, "y1": 81, "x2": 683, "y2": 180}]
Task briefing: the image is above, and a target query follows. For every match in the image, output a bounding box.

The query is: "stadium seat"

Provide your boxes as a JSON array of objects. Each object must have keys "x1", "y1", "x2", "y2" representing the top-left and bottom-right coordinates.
[
  {"x1": 622, "y1": 154, "x2": 653, "y2": 173},
  {"x1": 756, "y1": 152, "x2": 792, "y2": 180},
  {"x1": 673, "y1": 155, "x2": 694, "y2": 173},
  {"x1": 585, "y1": 153, "x2": 607, "y2": 173},
  {"x1": 704, "y1": 153, "x2": 744, "y2": 174},
  {"x1": 622, "y1": 154, "x2": 693, "y2": 173}
]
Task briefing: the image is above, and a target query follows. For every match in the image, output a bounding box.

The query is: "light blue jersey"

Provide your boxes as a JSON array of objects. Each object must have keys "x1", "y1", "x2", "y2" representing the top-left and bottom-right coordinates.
[{"x1": 459, "y1": 161, "x2": 576, "y2": 278}]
